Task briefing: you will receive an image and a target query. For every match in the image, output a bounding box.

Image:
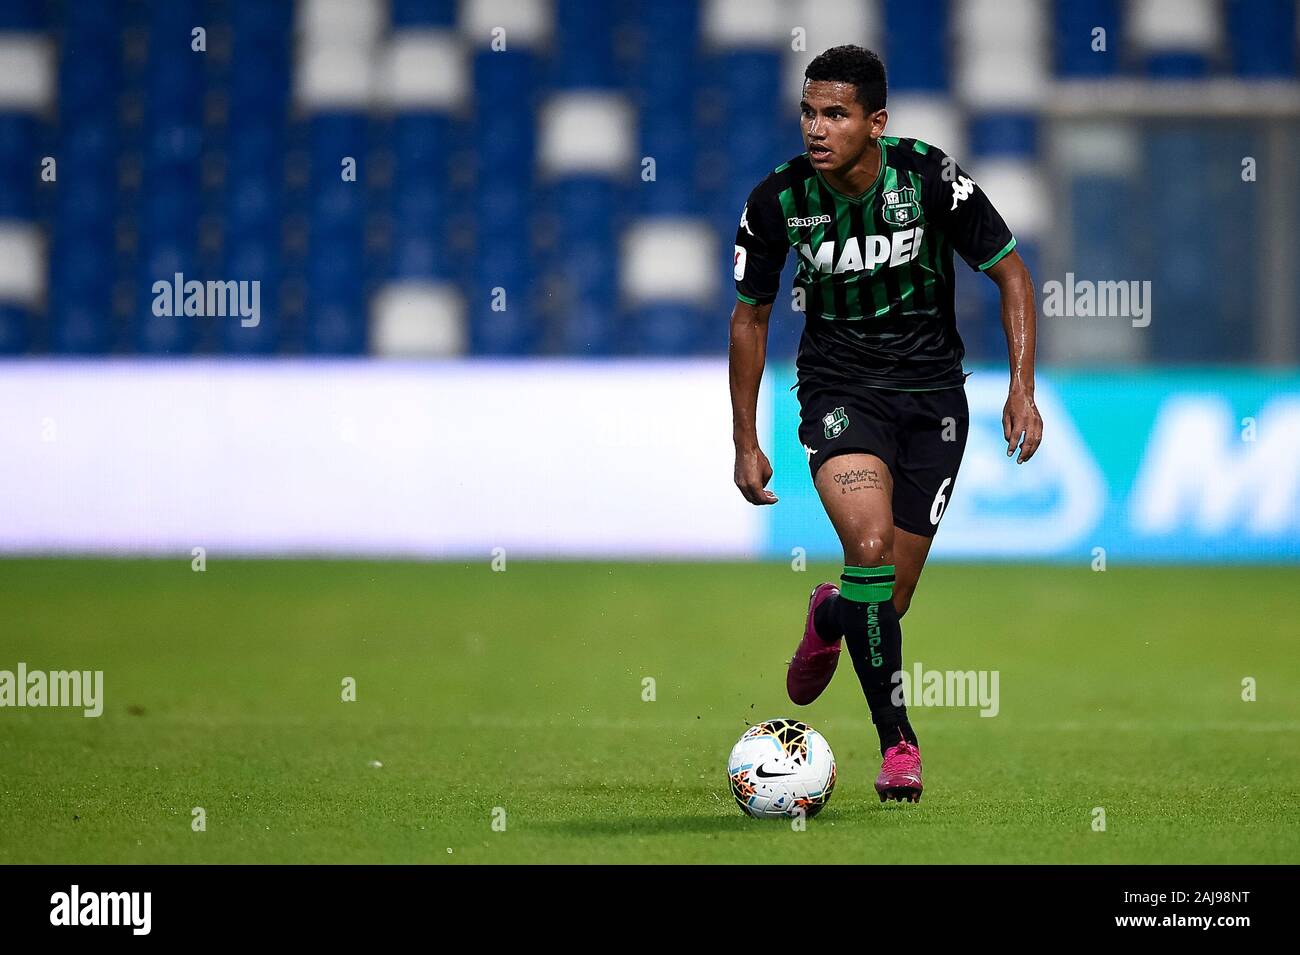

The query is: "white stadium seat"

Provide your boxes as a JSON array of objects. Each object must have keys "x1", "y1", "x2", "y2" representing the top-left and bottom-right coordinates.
[
  {"x1": 538, "y1": 92, "x2": 635, "y2": 178},
  {"x1": 370, "y1": 281, "x2": 467, "y2": 357},
  {"x1": 621, "y1": 219, "x2": 718, "y2": 305}
]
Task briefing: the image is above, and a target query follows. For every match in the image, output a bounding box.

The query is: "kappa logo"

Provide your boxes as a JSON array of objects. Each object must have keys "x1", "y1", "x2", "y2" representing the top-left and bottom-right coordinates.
[
  {"x1": 739, "y1": 203, "x2": 754, "y2": 236},
  {"x1": 950, "y1": 175, "x2": 975, "y2": 210},
  {"x1": 882, "y1": 185, "x2": 921, "y2": 227},
  {"x1": 787, "y1": 213, "x2": 831, "y2": 228},
  {"x1": 823, "y1": 406, "x2": 849, "y2": 439}
]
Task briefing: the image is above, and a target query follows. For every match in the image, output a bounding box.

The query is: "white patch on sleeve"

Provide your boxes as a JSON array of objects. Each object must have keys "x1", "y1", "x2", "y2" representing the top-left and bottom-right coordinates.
[{"x1": 733, "y1": 245, "x2": 747, "y2": 281}]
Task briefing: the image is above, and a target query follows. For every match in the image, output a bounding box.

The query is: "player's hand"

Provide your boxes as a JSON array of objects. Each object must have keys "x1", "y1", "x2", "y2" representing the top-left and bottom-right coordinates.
[
  {"x1": 1003, "y1": 387, "x2": 1043, "y2": 464},
  {"x1": 734, "y1": 444, "x2": 778, "y2": 505}
]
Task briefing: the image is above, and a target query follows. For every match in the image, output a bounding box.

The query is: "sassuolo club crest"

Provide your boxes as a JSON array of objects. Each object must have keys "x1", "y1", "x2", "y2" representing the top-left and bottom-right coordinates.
[
  {"x1": 823, "y1": 406, "x2": 849, "y2": 439},
  {"x1": 882, "y1": 186, "x2": 921, "y2": 227}
]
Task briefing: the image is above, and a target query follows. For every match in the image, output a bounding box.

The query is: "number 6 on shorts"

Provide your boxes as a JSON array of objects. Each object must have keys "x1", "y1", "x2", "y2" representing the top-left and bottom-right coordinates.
[{"x1": 929, "y1": 477, "x2": 953, "y2": 526}]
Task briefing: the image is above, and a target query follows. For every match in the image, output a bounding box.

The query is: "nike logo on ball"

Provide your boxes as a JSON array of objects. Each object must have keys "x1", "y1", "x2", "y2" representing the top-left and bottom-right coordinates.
[{"x1": 754, "y1": 764, "x2": 797, "y2": 779}]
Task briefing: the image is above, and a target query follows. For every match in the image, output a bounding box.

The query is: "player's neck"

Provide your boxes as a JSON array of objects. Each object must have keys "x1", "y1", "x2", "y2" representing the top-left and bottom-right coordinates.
[{"x1": 820, "y1": 139, "x2": 882, "y2": 198}]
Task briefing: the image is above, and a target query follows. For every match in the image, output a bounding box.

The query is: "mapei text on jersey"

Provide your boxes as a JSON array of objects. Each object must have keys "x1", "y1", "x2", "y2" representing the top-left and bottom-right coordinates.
[{"x1": 798, "y1": 225, "x2": 926, "y2": 274}]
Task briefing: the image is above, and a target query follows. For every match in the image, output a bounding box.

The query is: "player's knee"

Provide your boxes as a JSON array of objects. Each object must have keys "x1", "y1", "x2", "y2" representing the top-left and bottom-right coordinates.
[{"x1": 844, "y1": 529, "x2": 892, "y2": 567}]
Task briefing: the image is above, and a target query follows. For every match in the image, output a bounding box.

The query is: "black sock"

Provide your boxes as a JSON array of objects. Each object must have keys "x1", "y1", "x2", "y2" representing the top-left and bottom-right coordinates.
[
  {"x1": 831, "y1": 567, "x2": 920, "y2": 756},
  {"x1": 873, "y1": 715, "x2": 918, "y2": 757},
  {"x1": 812, "y1": 595, "x2": 840, "y2": 643}
]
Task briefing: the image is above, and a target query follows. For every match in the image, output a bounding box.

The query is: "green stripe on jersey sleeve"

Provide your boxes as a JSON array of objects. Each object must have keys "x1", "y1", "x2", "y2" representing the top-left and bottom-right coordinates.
[{"x1": 978, "y1": 237, "x2": 1017, "y2": 271}]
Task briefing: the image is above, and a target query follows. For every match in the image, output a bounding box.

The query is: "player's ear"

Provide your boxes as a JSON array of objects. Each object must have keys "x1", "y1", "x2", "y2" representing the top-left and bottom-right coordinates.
[{"x1": 871, "y1": 108, "x2": 888, "y2": 138}]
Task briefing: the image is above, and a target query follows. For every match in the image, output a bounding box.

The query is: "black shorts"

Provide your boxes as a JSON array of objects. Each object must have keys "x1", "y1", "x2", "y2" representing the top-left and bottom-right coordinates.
[{"x1": 795, "y1": 381, "x2": 969, "y2": 538}]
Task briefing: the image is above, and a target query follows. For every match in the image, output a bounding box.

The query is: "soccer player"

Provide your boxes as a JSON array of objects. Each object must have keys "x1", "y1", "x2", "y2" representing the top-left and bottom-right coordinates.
[{"x1": 728, "y1": 46, "x2": 1042, "y2": 804}]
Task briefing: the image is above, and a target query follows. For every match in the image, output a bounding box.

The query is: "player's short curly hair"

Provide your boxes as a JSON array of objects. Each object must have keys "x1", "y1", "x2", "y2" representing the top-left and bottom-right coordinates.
[{"x1": 803, "y1": 45, "x2": 887, "y2": 113}]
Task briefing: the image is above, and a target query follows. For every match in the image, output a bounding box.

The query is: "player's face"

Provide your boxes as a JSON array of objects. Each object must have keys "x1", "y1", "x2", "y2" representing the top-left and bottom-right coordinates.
[{"x1": 800, "y1": 80, "x2": 886, "y2": 172}]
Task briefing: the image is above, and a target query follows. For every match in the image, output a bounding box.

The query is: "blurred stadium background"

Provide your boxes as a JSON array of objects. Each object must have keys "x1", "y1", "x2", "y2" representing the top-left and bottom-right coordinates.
[{"x1": 0, "y1": 0, "x2": 1297, "y2": 562}]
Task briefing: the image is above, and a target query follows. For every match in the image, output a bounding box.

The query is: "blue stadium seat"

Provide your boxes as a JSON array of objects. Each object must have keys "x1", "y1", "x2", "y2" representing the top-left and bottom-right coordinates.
[
  {"x1": 310, "y1": 114, "x2": 369, "y2": 169},
  {"x1": 391, "y1": 232, "x2": 441, "y2": 279},
  {"x1": 552, "y1": 0, "x2": 616, "y2": 88},
  {"x1": 389, "y1": 113, "x2": 450, "y2": 278},
  {"x1": 470, "y1": 49, "x2": 539, "y2": 353},
  {"x1": 969, "y1": 114, "x2": 1038, "y2": 158},
  {"x1": 708, "y1": 51, "x2": 783, "y2": 226},
  {"x1": 230, "y1": 59, "x2": 289, "y2": 113},
  {"x1": 391, "y1": 0, "x2": 457, "y2": 29},
  {"x1": 305, "y1": 223, "x2": 366, "y2": 356},
  {"x1": 306, "y1": 300, "x2": 367, "y2": 354},
  {"x1": 0, "y1": 115, "x2": 35, "y2": 218},
  {"x1": 1226, "y1": 0, "x2": 1297, "y2": 78},
  {"x1": 0, "y1": 305, "x2": 30, "y2": 352},
  {"x1": 0, "y1": 0, "x2": 41, "y2": 29},
  {"x1": 231, "y1": 0, "x2": 293, "y2": 43},
  {"x1": 59, "y1": 116, "x2": 115, "y2": 170},
  {"x1": 225, "y1": 124, "x2": 282, "y2": 184},
  {"x1": 134, "y1": 240, "x2": 198, "y2": 355},
  {"x1": 884, "y1": 0, "x2": 949, "y2": 90},
  {"x1": 50, "y1": 298, "x2": 113, "y2": 354},
  {"x1": 0, "y1": 114, "x2": 35, "y2": 169},
  {"x1": 144, "y1": 52, "x2": 204, "y2": 123},
  {"x1": 625, "y1": 304, "x2": 707, "y2": 356},
  {"x1": 141, "y1": 180, "x2": 200, "y2": 240},
  {"x1": 222, "y1": 236, "x2": 281, "y2": 355},
  {"x1": 392, "y1": 177, "x2": 446, "y2": 231},
  {"x1": 226, "y1": 175, "x2": 280, "y2": 236},
  {"x1": 136, "y1": 311, "x2": 198, "y2": 355},
  {"x1": 57, "y1": 44, "x2": 117, "y2": 118},
  {"x1": 471, "y1": 243, "x2": 536, "y2": 355},
  {"x1": 1053, "y1": 0, "x2": 1121, "y2": 78},
  {"x1": 145, "y1": 122, "x2": 204, "y2": 173},
  {"x1": 392, "y1": 113, "x2": 450, "y2": 167},
  {"x1": 634, "y1": 3, "x2": 696, "y2": 215},
  {"x1": 1144, "y1": 53, "x2": 1210, "y2": 80},
  {"x1": 546, "y1": 180, "x2": 620, "y2": 354},
  {"x1": 310, "y1": 180, "x2": 365, "y2": 237},
  {"x1": 51, "y1": 240, "x2": 113, "y2": 297}
]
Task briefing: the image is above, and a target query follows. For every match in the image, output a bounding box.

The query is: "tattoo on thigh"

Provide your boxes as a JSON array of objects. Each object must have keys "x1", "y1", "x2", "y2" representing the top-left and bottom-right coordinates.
[{"x1": 832, "y1": 467, "x2": 883, "y2": 494}]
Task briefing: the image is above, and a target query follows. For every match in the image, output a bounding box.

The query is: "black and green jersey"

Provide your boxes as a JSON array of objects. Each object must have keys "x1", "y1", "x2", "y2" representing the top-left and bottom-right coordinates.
[{"x1": 733, "y1": 136, "x2": 1016, "y2": 390}]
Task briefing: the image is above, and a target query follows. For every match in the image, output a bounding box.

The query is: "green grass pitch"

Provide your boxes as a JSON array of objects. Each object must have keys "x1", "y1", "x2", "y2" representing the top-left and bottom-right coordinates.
[{"x1": 1, "y1": 559, "x2": 1296, "y2": 864}]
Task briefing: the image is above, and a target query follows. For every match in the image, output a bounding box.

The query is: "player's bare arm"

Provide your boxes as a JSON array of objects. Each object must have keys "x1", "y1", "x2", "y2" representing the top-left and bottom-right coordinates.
[
  {"x1": 987, "y1": 250, "x2": 1043, "y2": 464},
  {"x1": 729, "y1": 298, "x2": 778, "y2": 505}
]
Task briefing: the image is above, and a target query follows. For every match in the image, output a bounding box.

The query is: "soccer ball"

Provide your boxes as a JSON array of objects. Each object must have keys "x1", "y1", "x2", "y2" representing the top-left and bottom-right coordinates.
[{"x1": 727, "y1": 718, "x2": 836, "y2": 819}]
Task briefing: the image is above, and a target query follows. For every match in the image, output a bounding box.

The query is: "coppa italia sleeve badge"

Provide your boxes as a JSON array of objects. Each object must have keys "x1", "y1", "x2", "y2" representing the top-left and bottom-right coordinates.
[{"x1": 733, "y1": 245, "x2": 747, "y2": 280}]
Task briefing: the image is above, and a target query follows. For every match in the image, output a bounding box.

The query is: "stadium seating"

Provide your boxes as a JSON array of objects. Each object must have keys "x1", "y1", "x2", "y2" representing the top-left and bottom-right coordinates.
[{"x1": 0, "y1": 0, "x2": 1295, "y2": 358}]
